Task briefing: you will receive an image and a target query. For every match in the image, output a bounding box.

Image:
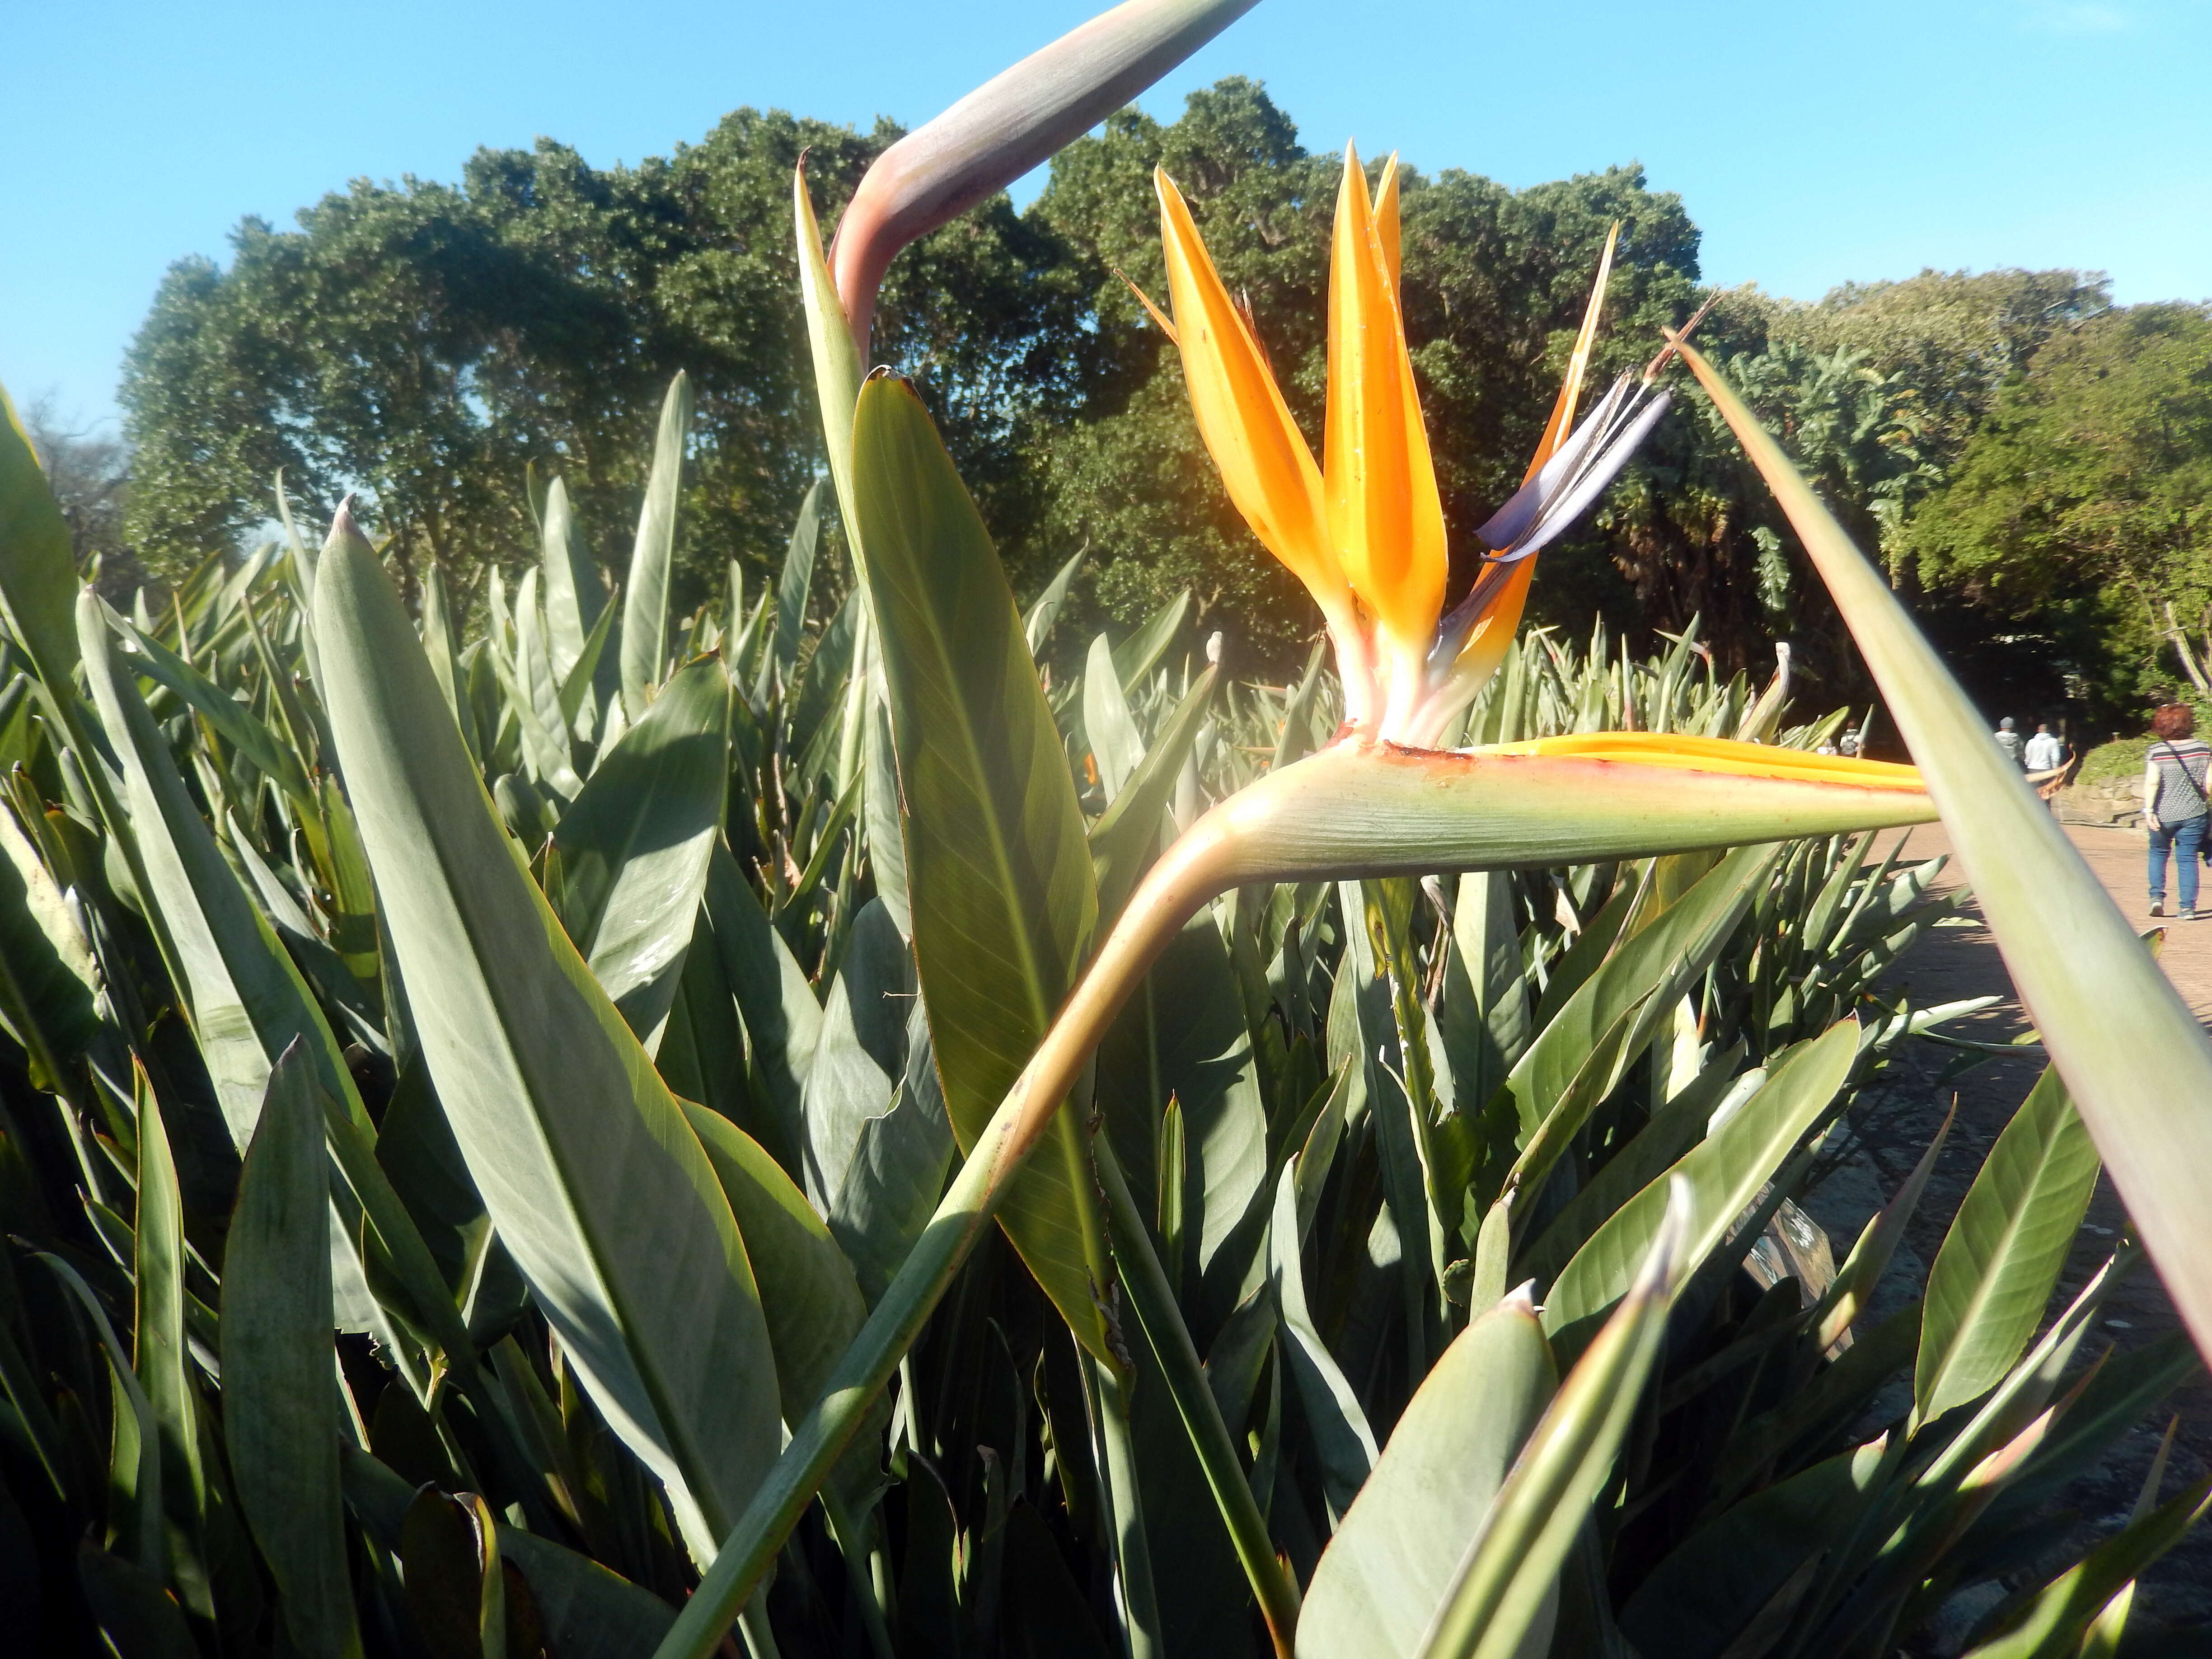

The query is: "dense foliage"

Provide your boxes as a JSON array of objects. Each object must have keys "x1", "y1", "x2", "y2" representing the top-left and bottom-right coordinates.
[
  {"x1": 1904, "y1": 302, "x2": 2212, "y2": 712},
  {"x1": 113, "y1": 77, "x2": 2203, "y2": 726},
  {"x1": 2, "y1": 375, "x2": 2203, "y2": 1653}
]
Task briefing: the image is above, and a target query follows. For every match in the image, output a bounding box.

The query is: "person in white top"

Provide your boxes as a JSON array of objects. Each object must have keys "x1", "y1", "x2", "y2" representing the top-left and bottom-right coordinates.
[{"x1": 2024, "y1": 723, "x2": 2065, "y2": 772}]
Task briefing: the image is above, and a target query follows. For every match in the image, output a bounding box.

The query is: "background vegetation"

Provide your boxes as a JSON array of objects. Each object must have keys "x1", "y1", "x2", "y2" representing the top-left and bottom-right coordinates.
[{"x1": 61, "y1": 79, "x2": 2210, "y2": 729}]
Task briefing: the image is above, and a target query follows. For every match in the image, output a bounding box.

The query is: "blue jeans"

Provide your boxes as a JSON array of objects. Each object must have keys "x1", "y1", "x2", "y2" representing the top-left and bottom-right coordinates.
[{"x1": 2148, "y1": 815, "x2": 2207, "y2": 910}]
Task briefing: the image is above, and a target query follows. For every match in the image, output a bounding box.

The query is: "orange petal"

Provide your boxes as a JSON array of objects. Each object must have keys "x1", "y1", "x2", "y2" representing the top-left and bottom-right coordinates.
[
  {"x1": 1115, "y1": 268, "x2": 1178, "y2": 344},
  {"x1": 1325, "y1": 143, "x2": 1445, "y2": 651},
  {"x1": 1484, "y1": 731, "x2": 1926, "y2": 792},
  {"x1": 1447, "y1": 559, "x2": 1535, "y2": 694},
  {"x1": 1155, "y1": 169, "x2": 1341, "y2": 609},
  {"x1": 1525, "y1": 223, "x2": 1620, "y2": 483},
  {"x1": 1372, "y1": 152, "x2": 1401, "y2": 292}
]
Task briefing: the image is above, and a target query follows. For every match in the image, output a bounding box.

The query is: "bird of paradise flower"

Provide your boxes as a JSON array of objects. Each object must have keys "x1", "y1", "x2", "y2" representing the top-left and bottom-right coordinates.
[{"x1": 1139, "y1": 142, "x2": 1923, "y2": 805}]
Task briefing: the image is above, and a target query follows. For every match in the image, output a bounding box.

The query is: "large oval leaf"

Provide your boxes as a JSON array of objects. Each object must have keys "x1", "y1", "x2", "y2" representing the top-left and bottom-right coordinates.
[
  {"x1": 313, "y1": 509, "x2": 780, "y2": 1557},
  {"x1": 79, "y1": 592, "x2": 363, "y2": 1148},
  {"x1": 1298, "y1": 1296, "x2": 1556, "y2": 1658},
  {"x1": 222, "y1": 1047, "x2": 362, "y2": 1659},
  {"x1": 621, "y1": 373, "x2": 693, "y2": 722},
  {"x1": 1543, "y1": 1018, "x2": 1858, "y2": 1347},
  {"x1": 553, "y1": 654, "x2": 731, "y2": 1052},
  {"x1": 848, "y1": 374, "x2": 1112, "y2": 1359},
  {"x1": 1915, "y1": 1063, "x2": 2100, "y2": 1425}
]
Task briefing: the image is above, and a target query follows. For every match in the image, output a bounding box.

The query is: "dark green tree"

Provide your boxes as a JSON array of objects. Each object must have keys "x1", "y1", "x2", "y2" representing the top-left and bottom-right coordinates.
[
  {"x1": 121, "y1": 110, "x2": 1085, "y2": 613},
  {"x1": 1023, "y1": 79, "x2": 1706, "y2": 665},
  {"x1": 1903, "y1": 301, "x2": 2212, "y2": 714}
]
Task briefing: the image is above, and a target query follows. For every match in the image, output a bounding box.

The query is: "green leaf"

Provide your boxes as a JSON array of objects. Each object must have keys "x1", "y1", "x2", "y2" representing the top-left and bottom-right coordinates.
[
  {"x1": 826, "y1": 999, "x2": 956, "y2": 1306},
  {"x1": 1620, "y1": 1439, "x2": 1889, "y2": 1659},
  {"x1": 703, "y1": 844, "x2": 820, "y2": 1176},
  {"x1": 515, "y1": 569, "x2": 573, "y2": 778},
  {"x1": 42, "y1": 1253, "x2": 164, "y2": 1577},
  {"x1": 77, "y1": 592, "x2": 366, "y2": 1148},
  {"x1": 553, "y1": 655, "x2": 731, "y2": 1050},
  {"x1": 680, "y1": 1102, "x2": 869, "y2": 1420},
  {"x1": 1110, "y1": 589, "x2": 1191, "y2": 691},
  {"x1": 769, "y1": 478, "x2": 824, "y2": 697},
  {"x1": 501, "y1": 1529, "x2": 674, "y2": 1658},
  {"x1": 1298, "y1": 1296, "x2": 1557, "y2": 1659},
  {"x1": 796, "y1": 898, "x2": 910, "y2": 1213},
  {"x1": 1915, "y1": 1063, "x2": 2101, "y2": 1424},
  {"x1": 1705, "y1": 1300, "x2": 1921, "y2": 1511},
  {"x1": 488, "y1": 601, "x2": 581, "y2": 800},
  {"x1": 1514, "y1": 1042, "x2": 1749, "y2": 1288},
  {"x1": 1266, "y1": 1163, "x2": 1376, "y2": 1516},
  {"x1": 403, "y1": 1486, "x2": 502, "y2": 1659},
  {"x1": 1436, "y1": 869, "x2": 1530, "y2": 1121},
  {"x1": 1961, "y1": 1474, "x2": 2212, "y2": 1659},
  {"x1": 1508, "y1": 843, "x2": 1779, "y2": 1166},
  {"x1": 0, "y1": 381, "x2": 83, "y2": 691},
  {"x1": 312, "y1": 507, "x2": 780, "y2": 1557},
  {"x1": 116, "y1": 617, "x2": 313, "y2": 806},
  {"x1": 1271, "y1": 638, "x2": 1328, "y2": 772},
  {"x1": 848, "y1": 374, "x2": 1111, "y2": 1359},
  {"x1": 75, "y1": 1545, "x2": 197, "y2": 1659},
  {"x1": 221, "y1": 1046, "x2": 362, "y2": 1659},
  {"x1": 862, "y1": 694, "x2": 911, "y2": 938},
  {"x1": 0, "y1": 795, "x2": 102, "y2": 1062},
  {"x1": 1000, "y1": 1503, "x2": 1115, "y2": 1659},
  {"x1": 1544, "y1": 1019, "x2": 1858, "y2": 1346},
  {"x1": 131, "y1": 1083, "x2": 205, "y2": 1543},
  {"x1": 1023, "y1": 544, "x2": 1086, "y2": 659},
  {"x1": 621, "y1": 373, "x2": 693, "y2": 722},
  {"x1": 1679, "y1": 339, "x2": 2212, "y2": 1364},
  {"x1": 794, "y1": 168, "x2": 866, "y2": 538},
  {"x1": 542, "y1": 475, "x2": 605, "y2": 686},
  {"x1": 1084, "y1": 633, "x2": 1146, "y2": 799},
  {"x1": 1417, "y1": 1182, "x2": 1694, "y2": 1659},
  {"x1": 1088, "y1": 664, "x2": 1216, "y2": 923}
]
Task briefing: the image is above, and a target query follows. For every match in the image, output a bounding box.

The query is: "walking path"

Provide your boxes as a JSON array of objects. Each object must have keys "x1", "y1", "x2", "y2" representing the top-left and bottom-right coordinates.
[
  {"x1": 1881, "y1": 817, "x2": 2212, "y2": 1019},
  {"x1": 1847, "y1": 817, "x2": 2212, "y2": 1633}
]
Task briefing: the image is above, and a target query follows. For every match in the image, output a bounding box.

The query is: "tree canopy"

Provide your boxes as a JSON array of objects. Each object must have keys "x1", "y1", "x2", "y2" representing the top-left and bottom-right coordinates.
[
  {"x1": 1904, "y1": 302, "x2": 2212, "y2": 709},
  {"x1": 114, "y1": 76, "x2": 2188, "y2": 724}
]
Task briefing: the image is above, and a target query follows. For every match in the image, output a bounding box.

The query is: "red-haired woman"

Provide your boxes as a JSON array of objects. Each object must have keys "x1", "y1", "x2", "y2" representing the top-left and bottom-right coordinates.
[{"x1": 2143, "y1": 704, "x2": 2212, "y2": 919}]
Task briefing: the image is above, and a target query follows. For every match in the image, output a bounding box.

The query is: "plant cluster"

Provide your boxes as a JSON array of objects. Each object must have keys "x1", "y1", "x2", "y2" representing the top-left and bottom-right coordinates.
[
  {"x1": 0, "y1": 375, "x2": 2199, "y2": 1652},
  {"x1": 6, "y1": 5, "x2": 2212, "y2": 1657}
]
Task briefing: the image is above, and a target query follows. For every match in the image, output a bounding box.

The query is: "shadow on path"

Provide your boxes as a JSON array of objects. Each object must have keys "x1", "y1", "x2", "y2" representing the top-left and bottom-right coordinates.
[{"x1": 1846, "y1": 822, "x2": 2212, "y2": 1637}]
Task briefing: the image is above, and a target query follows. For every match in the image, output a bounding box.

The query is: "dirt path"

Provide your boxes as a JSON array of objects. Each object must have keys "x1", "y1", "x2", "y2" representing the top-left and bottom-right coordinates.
[{"x1": 1842, "y1": 820, "x2": 2212, "y2": 1642}]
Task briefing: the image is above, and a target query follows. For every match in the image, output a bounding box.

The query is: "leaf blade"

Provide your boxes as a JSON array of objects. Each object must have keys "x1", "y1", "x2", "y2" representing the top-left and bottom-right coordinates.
[
  {"x1": 313, "y1": 508, "x2": 780, "y2": 1556},
  {"x1": 848, "y1": 374, "x2": 1111, "y2": 1359}
]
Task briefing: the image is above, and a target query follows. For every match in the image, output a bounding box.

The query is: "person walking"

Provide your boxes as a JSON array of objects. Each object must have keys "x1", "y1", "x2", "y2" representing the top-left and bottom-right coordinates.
[
  {"x1": 2143, "y1": 703, "x2": 2212, "y2": 919},
  {"x1": 1993, "y1": 716, "x2": 2025, "y2": 768},
  {"x1": 2024, "y1": 722, "x2": 2066, "y2": 773}
]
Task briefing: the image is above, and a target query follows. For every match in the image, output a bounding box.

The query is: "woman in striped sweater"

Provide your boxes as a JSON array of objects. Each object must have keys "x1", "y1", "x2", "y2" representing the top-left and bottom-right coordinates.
[{"x1": 2143, "y1": 703, "x2": 2212, "y2": 919}]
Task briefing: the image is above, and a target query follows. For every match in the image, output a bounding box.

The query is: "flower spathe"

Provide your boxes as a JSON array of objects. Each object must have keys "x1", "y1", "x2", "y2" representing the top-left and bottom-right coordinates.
[
  {"x1": 1149, "y1": 143, "x2": 1922, "y2": 805},
  {"x1": 1154, "y1": 145, "x2": 1674, "y2": 746}
]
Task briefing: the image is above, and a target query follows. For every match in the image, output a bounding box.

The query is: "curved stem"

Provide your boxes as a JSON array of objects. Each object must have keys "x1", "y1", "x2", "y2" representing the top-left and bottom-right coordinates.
[
  {"x1": 1095, "y1": 1137, "x2": 1302, "y2": 1654},
  {"x1": 653, "y1": 735, "x2": 1939, "y2": 1659},
  {"x1": 654, "y1": 817, "x2": 1235, "y2": 1659}
]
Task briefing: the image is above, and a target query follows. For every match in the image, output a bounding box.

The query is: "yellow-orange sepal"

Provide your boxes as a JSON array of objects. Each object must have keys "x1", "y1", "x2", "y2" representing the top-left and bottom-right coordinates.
[
  {"x1": 1154, "y1": 169, "x2": 1342, "y2": 617},
  {"x1": 1324, "y1": 145, "x2": 1446, "y2": 662},
  {"x1": 1482, "y1": 732, "x2": 1927, "y2": 792}
]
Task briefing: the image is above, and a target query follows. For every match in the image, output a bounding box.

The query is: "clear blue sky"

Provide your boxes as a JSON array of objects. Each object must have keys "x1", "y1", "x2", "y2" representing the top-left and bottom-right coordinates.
[{"x1": 5, "y1": 0, "x2": 2207, "y2": 434}]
